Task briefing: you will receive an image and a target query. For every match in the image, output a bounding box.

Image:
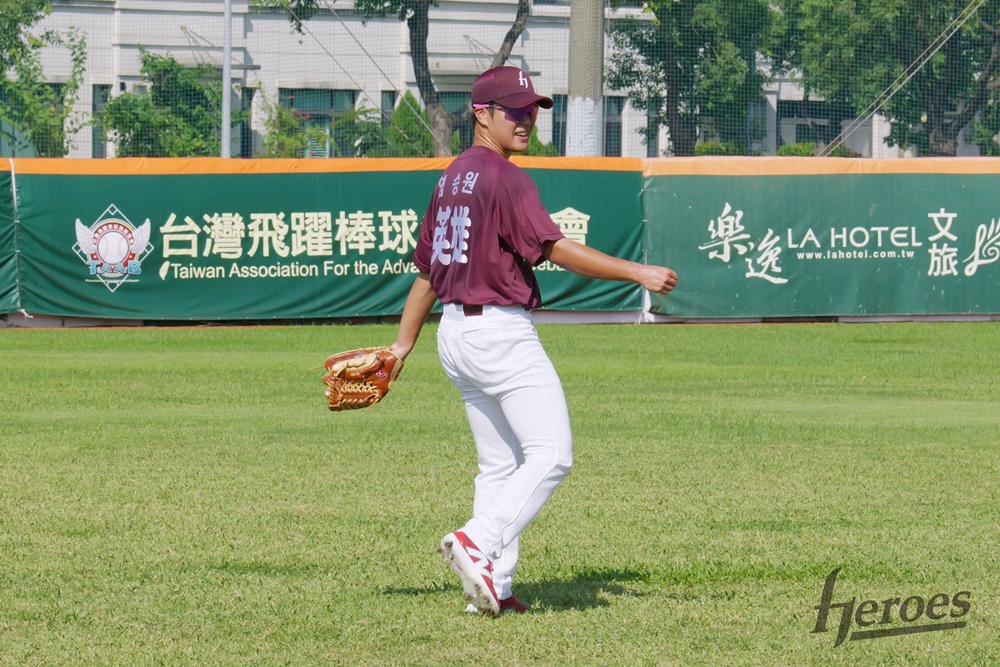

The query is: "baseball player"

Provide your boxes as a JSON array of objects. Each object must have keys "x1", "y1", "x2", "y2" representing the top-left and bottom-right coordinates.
[{"x1": 389, "y1": 66, "x2": 677, "y2": 615}]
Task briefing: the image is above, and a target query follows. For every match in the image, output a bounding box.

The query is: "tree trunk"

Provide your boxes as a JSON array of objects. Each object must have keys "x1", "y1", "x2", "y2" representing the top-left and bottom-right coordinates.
[
  {"x1": 661, "y1": 57, "x2": 697, "y2": 155},
  {"x1": 406, "y1": 0, "x2": 535, "y2": 155},
  {"x1": 925, "y1": 121, "x2": 957, "y2": 157},
  {"x1": 652, "y1": 29, "x2": 697, "y2": 157},
  {"x1": 428, "y1": 101, "x2": 453, "y2": 156},
  {"x1": 450, "y1": 0, "x2": 531, "y2": 151},
  {"x1": 924, "y1": 30, "x2": 960, "y2": 157},
  {"x1": 668, "y1": 114, "x2": 698, "y2": 156},
  {"x1": 408, "y1": 1, "x2": 453, "y2": 156},
  {"x1": 931, "y1": 18, "x2": 1000, "y2": 156},
  {"x1": 493, "y1": 0, "x2": 530, "y2": 68}
]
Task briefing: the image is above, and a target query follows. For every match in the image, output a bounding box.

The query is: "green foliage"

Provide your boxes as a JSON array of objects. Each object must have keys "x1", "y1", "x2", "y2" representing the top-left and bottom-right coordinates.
[
  {"x1": 353, "y1": 0, "x2": 419, "y2": 25},
  {"x1": 970, "y1": 94, "x2": 1000, "y2": 156},
  {"x1": 0, "y1": 27, "x2": 86, "y2": 157},
  {"x1": 255, "y1": 0, "x2": 466, "y2": 157},
  {"x1": 251, "y1": 0, "x2": 321, "y2": 32},
  {"x1": 0, "y1": 0, "x2": 50, "y2": 73},
  {"x1": 776, "y1": 140, "x2": 815, "y2": 156},
  {"x1": 694, "y1": 141, "x2": 745, "y2": 156},
  {"x1": 970, "y1": 115, "x2": 1000, "y2": 156},
  {"x1": 777, "y1": 140, "x2": 854, "y2": 157},
  {"x1": 101, "y1": 50, "x2": 246, "y2": 157},
  {"x1": 259, "y1": 89, "x2": 442, "y2": 158},
  {"x1": 825, "y1": 142, "x2": 857, "y2": 158},
  {"x1": 258, "y1": 91, "x2": 328, "y2": 158},
  {"x1": 330, "y1": 105, "x2": 380, "y2": 157},
  {"x1": 523, "y1": 126, "x2": 560, "y2": 156},
  {"x1": 254, "y1": 0, "x2": 429, "y2": 51},
  {"x1": 386, "y1": 91, "x2": 435, "y2": 157},
  {"x1": 775, "y1": 0, "x2": 1000, "y2": 156},
  {"x1": 259, "y1": 89, "x2": 446, "y2": 158},
  {"x1": 607, "y1": 0, "x2": 776, "y2": 156}
]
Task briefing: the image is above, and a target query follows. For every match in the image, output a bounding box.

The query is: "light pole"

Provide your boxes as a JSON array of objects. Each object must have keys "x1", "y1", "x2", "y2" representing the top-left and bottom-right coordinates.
[{"x1": 221, "y1": 0, "x2": 232, "y2": 157}]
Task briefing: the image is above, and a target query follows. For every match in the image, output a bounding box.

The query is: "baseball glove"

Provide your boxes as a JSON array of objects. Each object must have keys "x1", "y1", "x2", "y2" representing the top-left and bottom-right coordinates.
[{"x1": 321, "y1": 346, "x2": 403, "y2": 412}]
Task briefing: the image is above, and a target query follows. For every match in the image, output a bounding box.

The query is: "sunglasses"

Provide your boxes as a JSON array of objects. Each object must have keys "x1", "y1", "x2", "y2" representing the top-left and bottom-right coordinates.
[{"x1": 473, "y1": 103, "x2": 539, "y2": 123}]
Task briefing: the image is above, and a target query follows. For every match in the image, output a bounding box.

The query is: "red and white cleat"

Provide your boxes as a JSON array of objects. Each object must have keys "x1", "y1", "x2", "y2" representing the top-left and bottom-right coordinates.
[{"x1": 440, "y1": 531, "x2": 500, "y2": 616}]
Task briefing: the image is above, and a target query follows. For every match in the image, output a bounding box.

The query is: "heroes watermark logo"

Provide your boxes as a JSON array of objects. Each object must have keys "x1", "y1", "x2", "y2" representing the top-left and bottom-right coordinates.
[
  {"x1": 812, "y1": 568, "x2": 971, "y2": 647},
  {"x1": 73, "y1": 204, "x2": 153, "y2": 292}
]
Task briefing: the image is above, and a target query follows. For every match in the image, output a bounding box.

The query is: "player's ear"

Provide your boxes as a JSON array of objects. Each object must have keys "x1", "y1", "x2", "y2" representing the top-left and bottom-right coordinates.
[{"x1": 472, "y1": 106, "x2": 490, "y2": 128}]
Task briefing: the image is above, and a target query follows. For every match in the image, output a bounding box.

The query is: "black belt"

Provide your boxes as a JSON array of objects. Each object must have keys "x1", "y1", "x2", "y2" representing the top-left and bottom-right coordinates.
[{"x1": 463, "y1": 305, "x2": 483, "y2": 316}]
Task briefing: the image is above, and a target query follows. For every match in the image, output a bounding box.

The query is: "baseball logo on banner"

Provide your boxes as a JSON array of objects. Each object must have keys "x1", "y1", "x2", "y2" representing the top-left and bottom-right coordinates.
[{"x1": 73, "y1": 204, "x2": 154, "y2": 292}]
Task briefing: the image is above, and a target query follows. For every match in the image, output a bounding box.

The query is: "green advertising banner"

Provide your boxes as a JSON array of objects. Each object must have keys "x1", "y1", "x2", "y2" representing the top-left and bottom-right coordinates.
[
  {"x1": 9, "y1": 158, "x2": 642, "y2": 321},
  {"x1": 8, "y1": 157, "x2": 1000, "y2": 323},
  {"x1": 0, "y1": 166, "x2": 17, "y2": 313},
  {"x1": 645, "y1": 159, "x2": 1000, "y2": 319},
  {"x1": 526, "y1": 160, "x2": 644, "y2": 311}
]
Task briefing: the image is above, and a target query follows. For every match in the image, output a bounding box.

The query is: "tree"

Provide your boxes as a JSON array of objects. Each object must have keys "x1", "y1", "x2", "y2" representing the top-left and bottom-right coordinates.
[
  {"x1": 259, "y1": 91, "x2": 330, "y2": 157},
  {"x1": 386, "y1": 91, "x2": 435, "y2": 157},
  {"x1": 101, "y1": 50, "x2": 246, "y2": 157},
  {"x1": 0, "y1": 28, "x2": 87, "y2": 157},
  {"x1": 607, "y1": 0, "x2": 775, "y2": 156},
  {"x1": 255, "y1": 0, "x2": 532, "y2": 157},
  {"x1": 970, "y1": 98, "x2": 1000, "y2": 155},
  {"x1": 331, "y1": 105, "x2": 400, "y2": 157},
  {"x1": 774, "y1": 0, "x2": 1000, "y2": 156},
  {"x1": 260, "y1": 88, "x2": 458, "y2": 158},
  {"x1": 0, "y1": 0, "x2": 51, "y2": 73},
  {"x1": 0, "y1": 0, "x2": 75, "y2": 156},
  {"x1": 523, "y1": 126, "x2": 560, "y2": 156}
]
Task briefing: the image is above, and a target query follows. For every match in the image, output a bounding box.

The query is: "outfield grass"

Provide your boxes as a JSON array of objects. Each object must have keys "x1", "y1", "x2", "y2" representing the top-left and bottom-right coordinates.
[{"x1": 1, "y1": 321, "x2": 998, "y2": 666}]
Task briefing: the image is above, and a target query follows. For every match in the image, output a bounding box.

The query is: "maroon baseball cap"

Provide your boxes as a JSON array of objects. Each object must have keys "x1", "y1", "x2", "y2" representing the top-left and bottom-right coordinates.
[{"x1": 471, "y1": 66, "x2": 553, "y2": 109}]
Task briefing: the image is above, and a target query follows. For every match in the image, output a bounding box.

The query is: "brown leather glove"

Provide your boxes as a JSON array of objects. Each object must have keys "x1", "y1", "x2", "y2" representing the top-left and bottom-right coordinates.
[{"x1": 321, "y1": 346, "x2": 403, "y2": 411}]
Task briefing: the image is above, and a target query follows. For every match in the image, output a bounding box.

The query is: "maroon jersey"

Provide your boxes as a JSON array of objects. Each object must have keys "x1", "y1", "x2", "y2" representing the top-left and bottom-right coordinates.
[{"x1": 413, "y1": 146, "x2": 564, "y2": 309}]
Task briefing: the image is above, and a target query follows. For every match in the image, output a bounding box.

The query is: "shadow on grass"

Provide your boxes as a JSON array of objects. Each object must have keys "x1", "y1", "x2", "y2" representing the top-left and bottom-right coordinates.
[
  {"x1": 384, "y1": 566, "x2": 649, "y2": 612},
  {"x1": 517, "y1": 567, "x2": 650, "y2": 612}
]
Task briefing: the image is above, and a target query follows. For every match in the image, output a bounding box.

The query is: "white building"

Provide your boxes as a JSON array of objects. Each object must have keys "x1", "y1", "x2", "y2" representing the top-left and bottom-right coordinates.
[{"x1": 7, "y1": 0, "x2": 979, "y2": 158}]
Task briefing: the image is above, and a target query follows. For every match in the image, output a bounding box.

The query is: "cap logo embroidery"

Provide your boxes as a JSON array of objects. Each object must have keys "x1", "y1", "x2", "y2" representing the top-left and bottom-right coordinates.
[{"x1": 519, "y1": 71, "x2": 528, "y2": 88}]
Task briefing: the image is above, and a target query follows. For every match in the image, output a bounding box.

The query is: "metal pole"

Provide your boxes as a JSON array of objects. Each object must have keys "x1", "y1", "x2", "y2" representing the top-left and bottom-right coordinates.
[{"x1": 221, "y1": 0, "x2": 232, "y2": 157}]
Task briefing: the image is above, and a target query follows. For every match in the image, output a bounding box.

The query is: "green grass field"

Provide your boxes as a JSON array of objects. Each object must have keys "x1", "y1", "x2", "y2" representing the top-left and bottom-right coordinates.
[{"x1": 1, "y1": 321, "x2": 998, "y2": 666}]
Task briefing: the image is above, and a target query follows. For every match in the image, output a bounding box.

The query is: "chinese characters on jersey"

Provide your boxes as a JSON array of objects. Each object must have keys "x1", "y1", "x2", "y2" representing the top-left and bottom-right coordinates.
[{"x1": 430, "y1": 171, "x2": 480, "y2": 267}]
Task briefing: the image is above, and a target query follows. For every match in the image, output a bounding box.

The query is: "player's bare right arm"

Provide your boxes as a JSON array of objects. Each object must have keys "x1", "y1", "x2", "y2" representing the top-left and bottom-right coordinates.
[
  {"x1": 543, "y1": 238, "x2": 678, "y2": 295},
  {"x1": 390, "y1": 272, "x2": 439, "y2": 361}
]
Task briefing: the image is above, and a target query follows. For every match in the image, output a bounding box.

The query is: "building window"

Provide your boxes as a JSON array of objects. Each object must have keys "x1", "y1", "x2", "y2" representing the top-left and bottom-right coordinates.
[
  {"x1": 0, "y1": 89, "x2": 36, "y2": 157},
  {"x1": 604, "y1": 96, "x2": 625, "y2": 157},
  {"x1": 92, "y1": 84, "x2": 111, "y2": 158},
  {"x1": 438, "y1": 91, "x2": 470, "y2": 114},
  {"x1": 279, "y1": 88, "x2": 357, "y2": 157},
  {"x1": 552, "y1": 94, "x2": 567, "y2": 156},
  {"x1": 438, "y1": 91, "x2": 473, "y2": 148},
  {"x1": 240, "y1": 87, "x2": 255, "y2": 158},
  {"x1": 777, "y1": 99, "x2": 854, "y2": 149},
  {"x1": 381, "y1": 90, "x2": 397, "y2": 127},
  {"x1": 535, "y1": 0, "x2": 644, "y2": 5}
]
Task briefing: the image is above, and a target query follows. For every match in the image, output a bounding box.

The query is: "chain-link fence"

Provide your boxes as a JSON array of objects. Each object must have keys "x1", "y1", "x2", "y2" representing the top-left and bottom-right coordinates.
[{"x1": 1, "y1": 0, "x2": 997, "y2": 159}]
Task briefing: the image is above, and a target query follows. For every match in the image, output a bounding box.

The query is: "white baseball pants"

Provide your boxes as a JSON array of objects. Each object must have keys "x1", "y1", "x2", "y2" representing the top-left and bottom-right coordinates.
[{"x1": 437, "y1": 303, "x2": 573, "y2": 599}]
